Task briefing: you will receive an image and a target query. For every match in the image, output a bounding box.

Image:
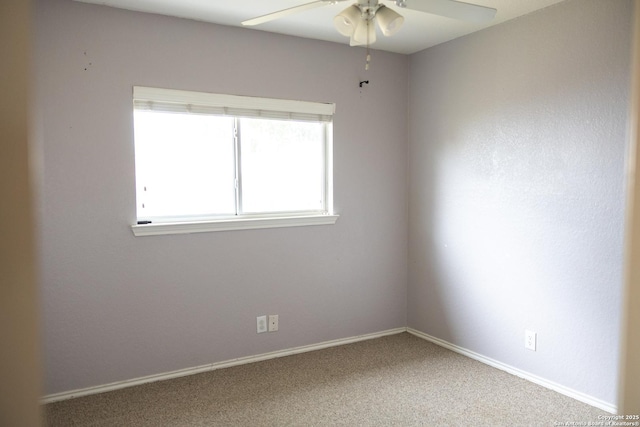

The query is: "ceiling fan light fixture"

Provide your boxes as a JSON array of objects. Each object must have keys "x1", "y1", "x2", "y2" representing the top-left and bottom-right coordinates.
[
  {"x1": 375, "y1": 5, "x2": 404, "y2": 37},
  {"x1": 350, "y1": 18, "x2": 376, "y2": 46},
  {"x1": 333, "y1": 5, "x2": 361, "y2": 37}
]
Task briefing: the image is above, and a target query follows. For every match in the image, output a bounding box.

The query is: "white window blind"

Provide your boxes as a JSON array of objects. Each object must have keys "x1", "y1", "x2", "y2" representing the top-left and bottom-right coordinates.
[{"x1": 133, "y1": 86, "x2": 334, "y2": 123}]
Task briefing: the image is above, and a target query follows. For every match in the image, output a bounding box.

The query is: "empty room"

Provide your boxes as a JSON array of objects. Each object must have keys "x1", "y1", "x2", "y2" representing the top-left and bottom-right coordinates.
[{"x1": 5, "y1": 0, "x2": 639, "y2": 424}]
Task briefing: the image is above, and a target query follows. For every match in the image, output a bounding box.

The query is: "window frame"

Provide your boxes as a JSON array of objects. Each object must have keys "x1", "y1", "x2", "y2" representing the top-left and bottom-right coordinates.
[{"x1": 130, "y1": 86, "x2": 338, "y2": 237}]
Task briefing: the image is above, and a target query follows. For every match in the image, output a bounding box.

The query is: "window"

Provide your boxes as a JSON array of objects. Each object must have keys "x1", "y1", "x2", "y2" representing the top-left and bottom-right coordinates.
[{"x1": 131, "y1": 87, "x2": 338, "y2": 236}]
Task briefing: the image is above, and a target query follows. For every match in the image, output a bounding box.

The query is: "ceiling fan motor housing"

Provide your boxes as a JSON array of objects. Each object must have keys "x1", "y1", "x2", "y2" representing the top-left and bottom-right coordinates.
[{"x1": 356, "y1": 0, "x2": 380, "y2": 18}]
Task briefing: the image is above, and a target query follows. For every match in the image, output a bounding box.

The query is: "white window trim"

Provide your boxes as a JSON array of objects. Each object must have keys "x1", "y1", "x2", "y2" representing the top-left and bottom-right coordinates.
[
  {"x1": 131, "y1": 214, "x2": 339, "y2": 237},
  {"x1": 131, "y1": 86, "x2": 338, "y2": 236}
]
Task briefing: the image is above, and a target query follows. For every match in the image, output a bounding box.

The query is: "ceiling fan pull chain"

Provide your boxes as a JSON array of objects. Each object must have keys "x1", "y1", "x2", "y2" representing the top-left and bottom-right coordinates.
[{"x1": 365, "y1": 9, "x2": 371, "y2": 71}]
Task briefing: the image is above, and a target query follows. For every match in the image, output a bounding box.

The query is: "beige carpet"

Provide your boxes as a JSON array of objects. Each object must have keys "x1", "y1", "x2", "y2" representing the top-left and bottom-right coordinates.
[{"x1": 43, "y1": 333, "x2": 608, "y2": 426}]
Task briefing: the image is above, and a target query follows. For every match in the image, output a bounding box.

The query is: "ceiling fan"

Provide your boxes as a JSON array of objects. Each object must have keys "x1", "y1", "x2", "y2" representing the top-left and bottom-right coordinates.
[{"x1": 242, "y1": 0, "x2": 497, "y2": 47}]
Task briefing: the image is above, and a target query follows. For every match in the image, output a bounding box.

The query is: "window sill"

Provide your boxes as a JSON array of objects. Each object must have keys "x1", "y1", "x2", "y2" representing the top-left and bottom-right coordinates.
[{"x1": 131, "y1": 214, "x2": 339, "y2": 237}]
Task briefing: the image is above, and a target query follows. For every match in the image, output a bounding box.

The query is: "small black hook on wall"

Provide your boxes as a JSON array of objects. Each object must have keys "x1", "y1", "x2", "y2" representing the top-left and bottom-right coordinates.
[{"x1": 359, "y1": 80, "x2": 369, "y2": 88}]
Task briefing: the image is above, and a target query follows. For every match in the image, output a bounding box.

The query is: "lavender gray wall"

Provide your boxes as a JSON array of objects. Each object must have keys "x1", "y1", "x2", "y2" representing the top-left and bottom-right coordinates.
[
  {"x1": 35, "y1": 0, "x2": 408, "y2": 395},
  {"x1": 407, "y1": 0, "x2": 632, "y2": 406}
]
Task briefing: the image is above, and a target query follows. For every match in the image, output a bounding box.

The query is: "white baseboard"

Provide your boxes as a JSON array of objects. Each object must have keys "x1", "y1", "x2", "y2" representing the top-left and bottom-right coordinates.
[
  {"x1": 42, "y1": 326, "x2": 617, "y2": 415},
  {"x1": 406, "y1": 327, "x2": 617, "y2": 414},
  {"x1": 41, "y1": 327, "x2": 406, "y2": 404}
]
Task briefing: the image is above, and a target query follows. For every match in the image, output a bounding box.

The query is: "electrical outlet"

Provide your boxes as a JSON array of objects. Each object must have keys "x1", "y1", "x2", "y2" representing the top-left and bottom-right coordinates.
[
  {"x1": 268, "y1": 314, "x2": 279, "y2": 332},
  {"x1": 525, "y1": 330, "x2": 537, "y2": 351},
  {"x1": 257, "y1": 315, "x2": 267, "y2": 334}
]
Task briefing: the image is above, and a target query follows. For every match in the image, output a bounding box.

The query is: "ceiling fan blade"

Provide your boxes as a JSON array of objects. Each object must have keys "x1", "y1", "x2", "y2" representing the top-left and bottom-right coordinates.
[
  {"x1": 403, "y1": 0, "x2": 496, "y2": 23},
  {"x1": 242, "y1": 1, "x2": 334, "y2": 26}
]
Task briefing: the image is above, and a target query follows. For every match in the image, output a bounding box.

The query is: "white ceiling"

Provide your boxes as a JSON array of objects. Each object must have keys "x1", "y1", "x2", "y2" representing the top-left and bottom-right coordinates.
[{"x1": 73, "y1": 0, "x2": 566, "y2": 54}]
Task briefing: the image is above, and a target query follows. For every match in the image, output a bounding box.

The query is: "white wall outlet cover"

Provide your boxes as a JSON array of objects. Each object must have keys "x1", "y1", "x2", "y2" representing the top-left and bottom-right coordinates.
[
  {"x1": 257, "y1": 315, "x2": 267, "y2": 334},
  {"x1": 525, "y1": 330, "x2": 537, "y2": 351},
  {"x1": 268, "y1": 314, "x2": 279, "y2": 332}
]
